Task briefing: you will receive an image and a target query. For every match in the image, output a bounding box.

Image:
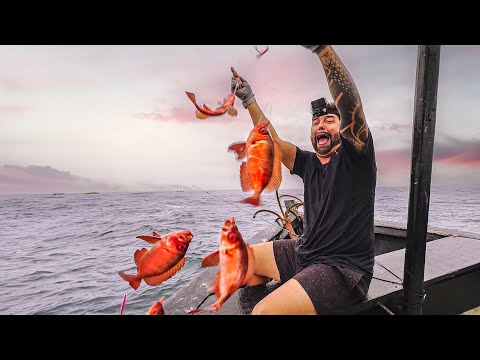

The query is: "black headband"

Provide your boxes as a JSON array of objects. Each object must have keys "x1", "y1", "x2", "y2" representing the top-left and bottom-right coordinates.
[{"x1": 311, "y1": 97, "x2": 339, "y2": 119}]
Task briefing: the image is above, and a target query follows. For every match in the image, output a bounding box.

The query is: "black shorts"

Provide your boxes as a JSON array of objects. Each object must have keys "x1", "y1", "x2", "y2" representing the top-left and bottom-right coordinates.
[{"x1": 272, "y1": 239, "x2": 370, "y2": 314}]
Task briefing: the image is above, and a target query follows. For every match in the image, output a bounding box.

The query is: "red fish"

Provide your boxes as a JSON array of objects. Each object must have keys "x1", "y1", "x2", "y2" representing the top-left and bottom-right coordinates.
[
  {"x1": 118, "y1": 230, "x2": 193, "y2": 290},
  {"x1": 254, "y1": 45, "x2": 269, "y2": 59},
  {"x1": 146, "y1": 296, "x2": 165, "y2": 315},
  {"x1": 185, "y1": 67, "x2": 241, "y2": 119},
  {"x1": 228, "y1": 121, "x2": 282, "y2": 206},
  {"x1": 191, "y1": 217, "x2": 254, "y2": 314}
]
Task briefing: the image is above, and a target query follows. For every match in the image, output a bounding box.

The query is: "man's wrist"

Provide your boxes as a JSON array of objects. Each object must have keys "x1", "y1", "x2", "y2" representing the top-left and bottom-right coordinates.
[
  {"x1": 243, "y1": 96, "x2": 256, "y2": 108},
  {"x1": 302, "y1": 45, "x2": 327, "y2": 54},
  {"x1": 311, "y1": 45, "x2": 327, "y2": 54}
]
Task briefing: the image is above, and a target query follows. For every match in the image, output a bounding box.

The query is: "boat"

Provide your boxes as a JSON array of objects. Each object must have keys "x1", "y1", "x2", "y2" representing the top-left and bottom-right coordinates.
[
  {"x1": 163, "y1": 45, "x2": 480, "y2": 315},
  {"x1": 163, "y1": 193, "x2": 480, "y2": 315}
]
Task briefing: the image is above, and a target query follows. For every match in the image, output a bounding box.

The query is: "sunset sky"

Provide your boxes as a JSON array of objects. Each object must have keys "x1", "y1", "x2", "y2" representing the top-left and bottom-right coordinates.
[{"x1": 1, "y1": 45, "x2": 479, "y2": 195}]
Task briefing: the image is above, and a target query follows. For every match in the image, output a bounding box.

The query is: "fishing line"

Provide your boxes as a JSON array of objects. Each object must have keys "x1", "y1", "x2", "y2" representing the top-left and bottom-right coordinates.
[
  {"x1": 374, "y1": 259, "x2": 403, "y2": 282},
  {"x1": 372, "y1": 276, "x2": 402, "y2": 286},
  {"x1": 375, "y1": 257, "x2": 416, "y2": 283},
  {"x1": 192, "y1": 292, "x2": 215, "y2": 313},
  {"x1": 373, "y1": 259, "x2": 425, "y2": 301},
  {"x1": 192, "y1": 184, "x2": 300, "y2": 238}
]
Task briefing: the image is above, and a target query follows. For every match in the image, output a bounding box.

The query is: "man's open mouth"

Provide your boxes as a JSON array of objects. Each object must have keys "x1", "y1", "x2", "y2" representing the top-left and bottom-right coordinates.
[{"x1": 316, "y1": 132, "x2": 331, "y2": 146}]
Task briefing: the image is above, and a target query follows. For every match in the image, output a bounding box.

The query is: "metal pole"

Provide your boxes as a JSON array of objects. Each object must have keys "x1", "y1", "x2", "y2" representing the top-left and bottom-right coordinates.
[{"x1": 403, "y1": 45, "x2": 441, "y2": 315}]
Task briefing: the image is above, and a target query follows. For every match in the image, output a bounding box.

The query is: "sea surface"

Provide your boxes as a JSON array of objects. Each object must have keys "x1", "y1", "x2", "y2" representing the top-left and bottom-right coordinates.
[{"x1": 1, "y1": 186, "x2": 479, "y2": 315}]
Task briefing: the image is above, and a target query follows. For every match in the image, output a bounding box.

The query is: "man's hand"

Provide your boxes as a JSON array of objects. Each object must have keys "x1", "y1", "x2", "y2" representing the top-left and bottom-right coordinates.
[
  {"x1": 301, "y1": 45, "x2": 325, "y2": 54},
  {"x1": 231, "y1": 75, "x2": 256, "y2": 108}
]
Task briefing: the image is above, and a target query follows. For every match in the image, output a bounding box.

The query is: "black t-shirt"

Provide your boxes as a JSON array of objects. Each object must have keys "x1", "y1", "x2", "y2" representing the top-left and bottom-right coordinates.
[{"x1": 291, "y1": 133, "x2": 377, "y2": 280}]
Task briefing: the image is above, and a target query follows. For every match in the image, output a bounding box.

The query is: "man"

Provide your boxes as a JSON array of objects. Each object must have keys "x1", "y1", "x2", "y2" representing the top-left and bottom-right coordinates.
[{"x1": 231, "y1": 45, "x2": 377, "y2": 315}]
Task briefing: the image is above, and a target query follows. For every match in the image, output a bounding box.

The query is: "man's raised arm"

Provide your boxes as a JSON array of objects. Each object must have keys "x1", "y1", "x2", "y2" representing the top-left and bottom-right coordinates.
[
  {"x1": 232, "y1": 74, "x2": 297, "y2": 171},
  {"x1": 303, "y1": 45, "x2": 369, "y2": 152}
]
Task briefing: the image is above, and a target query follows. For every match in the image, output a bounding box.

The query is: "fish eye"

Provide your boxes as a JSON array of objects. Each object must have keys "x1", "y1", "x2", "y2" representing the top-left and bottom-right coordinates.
[
  {"x1": 259, "y1": 127, "x2": 268, "y2": 134},
  {"x1": 177, "y1": 243, "x2": 186, "y2": 251},
  {"x1": 228, "y1": 233, "x2": 237, "y2": 242}
]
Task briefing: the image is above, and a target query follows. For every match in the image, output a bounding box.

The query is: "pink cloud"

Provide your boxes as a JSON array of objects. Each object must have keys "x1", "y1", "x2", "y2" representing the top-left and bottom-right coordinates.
[
  {"x1": 0, "y1": 165, "x2": 121, "y2": 195},
  {"x1": 0, "y1": 78, "x2": 30, "y2": 91},
  {"x1": 135, "y1": 103, "x2": 244, "y2": 124},
  {"x1": 376, "y1": 150, "x2": 411, "y2": 175},
  {"x1": 380, "y1": 123, "x2": 411, "y2": 133},
  {"x1": 0, "y1": 105, "x2": 35, "y2": 114},
  {"x1": 0, "y1": 76, "x2": 93, "y2": 92},
  {"x1": 434, "y1": 144, "x2": 480, "y2": 167},
  {"x1": 374, "y1": 138, "x2": 480, "y2": 179}
]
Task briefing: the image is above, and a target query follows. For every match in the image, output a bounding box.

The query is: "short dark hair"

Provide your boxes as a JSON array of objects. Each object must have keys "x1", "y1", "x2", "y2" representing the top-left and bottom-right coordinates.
[{"x1": 311, "y1": 97, "x2": 340, "y2": 120}]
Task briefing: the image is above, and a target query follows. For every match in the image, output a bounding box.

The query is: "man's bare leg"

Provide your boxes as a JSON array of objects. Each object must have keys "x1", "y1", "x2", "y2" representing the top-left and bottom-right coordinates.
[
  {"x1": 247, "y1": 242, "x2": 281, "y2": 286},
  {"x1": 251, "y1": 279, "x2": 317, "y2": 315}
]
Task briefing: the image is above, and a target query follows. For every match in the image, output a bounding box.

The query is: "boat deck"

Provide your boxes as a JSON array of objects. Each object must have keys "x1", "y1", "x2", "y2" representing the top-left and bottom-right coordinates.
[
  {"x1": 163, "y1": 233, "x2": 480, "y2": 315},
  {"x1": 162, "y1": 202, "x2": 480, "y2": 316}
]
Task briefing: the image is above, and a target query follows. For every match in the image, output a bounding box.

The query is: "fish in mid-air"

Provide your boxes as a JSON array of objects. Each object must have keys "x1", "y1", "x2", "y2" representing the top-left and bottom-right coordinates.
[{"x1": 118, "y1": 230, "x2": 193, "y2": 290}]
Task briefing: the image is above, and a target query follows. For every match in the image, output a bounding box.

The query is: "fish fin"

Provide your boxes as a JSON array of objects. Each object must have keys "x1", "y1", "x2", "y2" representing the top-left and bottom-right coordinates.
[
  {"x1": 144, "y1": 257, "x2": 187, "y2": 286},
  {"x1": 240, "y1": 194, "x2": 261, "y2": 206},
  {"x1": 239, "y1": 162, "x2": 254, "y2": 192},
  {"x1": 201, "y1": 250, "x2": 220, "y2": 267},
  {"x1": 146, "y1": 296, "x2": 165, "y2": 315},
  {"x1": 195, "y1": 111, "x2": 209, "y2": 119},
  {"x1": 264, "y1": 141, "x2": 283, "y2": 192},
  {"x1": 242, "y1": 244, "x2": 256, "y2": 286},
  {"x1": 118, "y1": 271, "x2": 141, "y2": 291},
  {"x1": 134, "y1": 248, "x2": 148, "y2": 267},
  {"x1": 185, "y1": 91, "x2": 196, "y2": 104},
  {"x1": 136, "y1": 235, "x2": 161, "y2": 244},
  {"x1": 227, "y1": 105, "x2": 238, "y2": 117},
  {"x1": 228, "y1": 141, "x2": 247, "y2": 160},
  {"x1": 152, "y1": 231, "x2": 161, "y2": 238},
  {"x1": 209, "y1": 271, "x2": 221, "y2": 298}
]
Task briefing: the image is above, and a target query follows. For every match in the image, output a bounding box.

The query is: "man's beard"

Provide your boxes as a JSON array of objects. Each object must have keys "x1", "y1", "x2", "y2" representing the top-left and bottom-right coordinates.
[{"x1": 311, "y1": 132, "x2": 341, "y2": 156}]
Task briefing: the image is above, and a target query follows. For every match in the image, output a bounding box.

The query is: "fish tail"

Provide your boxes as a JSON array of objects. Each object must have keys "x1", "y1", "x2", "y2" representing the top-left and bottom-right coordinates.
[
  {"x1": 240, "y1": 194, "x2": 261, "y2": 206},
  {"x1": 118, "y1": 271, "x2": 141, "y2": 290}
]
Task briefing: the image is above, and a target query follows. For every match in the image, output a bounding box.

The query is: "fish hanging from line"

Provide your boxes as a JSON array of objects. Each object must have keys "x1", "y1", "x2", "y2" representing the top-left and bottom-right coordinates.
[
  {"x1": 185, "y1": 67, "x2": 241, "y2": 119},
  {"x1": 189, "y1": 217, "x2": 254, "y2": 314},
  {"x1": 228, "y1": 121, "x2": 283, "y2": 206},
  {"x1": 118, "y1": 230, "x2": 193, "y2": 290},
  {"x1": 254, "y1": 45, "x2": 269, "y2": 59}
]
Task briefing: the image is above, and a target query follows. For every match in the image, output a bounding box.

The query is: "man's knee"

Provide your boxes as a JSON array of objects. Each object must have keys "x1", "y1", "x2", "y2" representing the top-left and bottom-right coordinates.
[
  {"x1": 250, "y1": 241, "x2": 280, "y2": 281},
  {"x1": 251, "y1": 300, "x2": 271, "y2": 315},
  {"x1": 247, "y1": 274, "x2": 271, "y2": 287}
]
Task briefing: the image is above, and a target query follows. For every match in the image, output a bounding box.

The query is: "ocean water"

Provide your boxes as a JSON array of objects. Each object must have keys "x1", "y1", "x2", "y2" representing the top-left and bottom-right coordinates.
[{"x1": 1, "y1": 186, "x2": 479, "y2": 315}]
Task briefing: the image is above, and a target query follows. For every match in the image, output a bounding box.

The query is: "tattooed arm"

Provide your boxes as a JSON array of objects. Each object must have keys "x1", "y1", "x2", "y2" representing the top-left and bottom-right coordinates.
[{"x1": 314, "y1": 45, "x2": 369, "y2": 152}]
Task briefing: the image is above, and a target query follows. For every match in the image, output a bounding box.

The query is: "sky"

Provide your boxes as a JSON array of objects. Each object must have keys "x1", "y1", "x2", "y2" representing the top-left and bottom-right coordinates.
[{"x1": 1, "y1": 45, "x2": 479, "y2": 195}]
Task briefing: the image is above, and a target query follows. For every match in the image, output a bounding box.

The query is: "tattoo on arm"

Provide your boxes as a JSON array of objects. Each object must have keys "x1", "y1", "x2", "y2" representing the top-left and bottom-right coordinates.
[{"x1": 318, "y1": 46, "x2": 369, "y2": 151}]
